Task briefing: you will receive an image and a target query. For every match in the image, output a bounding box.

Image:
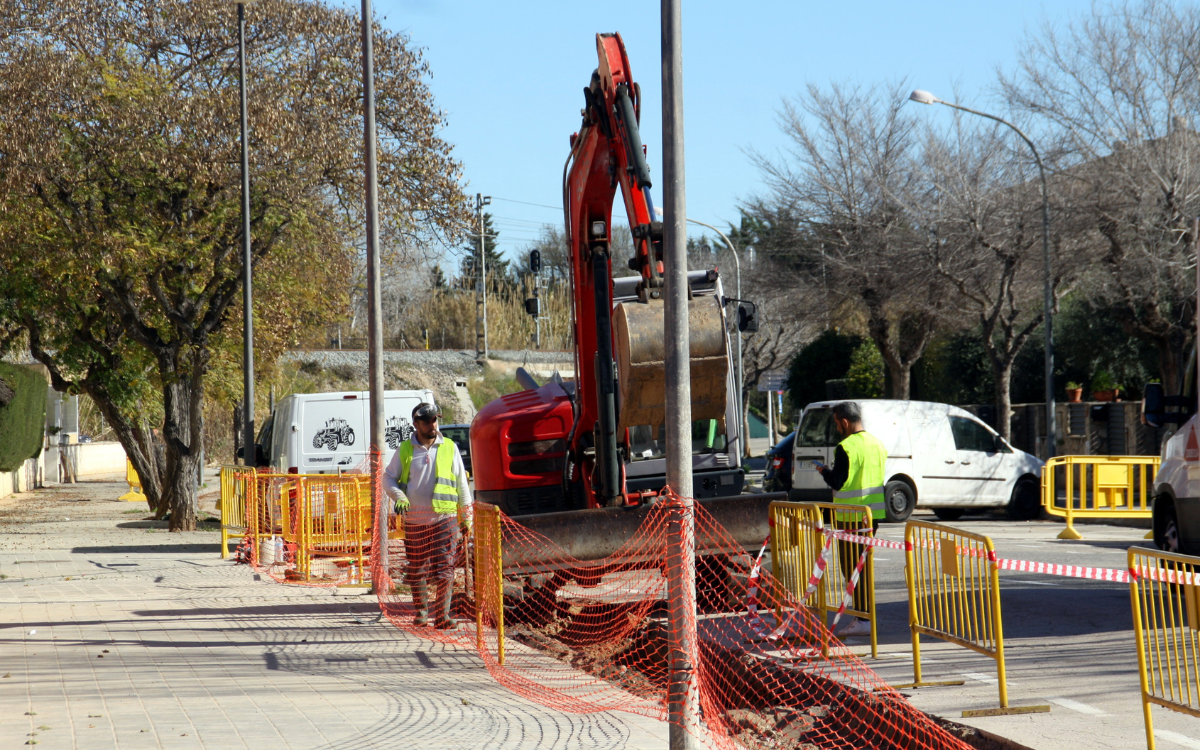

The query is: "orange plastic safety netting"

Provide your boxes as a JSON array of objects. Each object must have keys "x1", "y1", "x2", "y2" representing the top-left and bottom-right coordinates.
[{"x1": 373, "y1": 493, "x2": 972, "y2": 750}]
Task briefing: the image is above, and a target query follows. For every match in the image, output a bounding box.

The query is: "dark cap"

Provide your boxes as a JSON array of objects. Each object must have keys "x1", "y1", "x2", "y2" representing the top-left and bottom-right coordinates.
[{"x1": 412, "y1": 402, "x2": 442, "y2": 422}]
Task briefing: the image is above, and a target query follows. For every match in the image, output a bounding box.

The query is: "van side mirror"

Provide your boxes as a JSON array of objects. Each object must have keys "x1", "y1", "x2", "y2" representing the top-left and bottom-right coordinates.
[
  {"x1": 737, "y1": 301, "x2": 758, "y2": 333},
  {"x1": 1144, "y1": 382, "x2": 1164, "y2": 427}
]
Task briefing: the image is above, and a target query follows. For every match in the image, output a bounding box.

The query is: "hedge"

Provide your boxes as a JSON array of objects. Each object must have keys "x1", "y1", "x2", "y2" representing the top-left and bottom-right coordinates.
[{"x1": 0, "y1": 363, "x2": 46, "y2": 472}]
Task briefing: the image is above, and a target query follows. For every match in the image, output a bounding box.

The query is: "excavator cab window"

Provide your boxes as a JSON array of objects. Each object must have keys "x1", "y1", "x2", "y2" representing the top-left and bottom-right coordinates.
[{"x1": 628, "y1": 420, "x2": 727, "y2": 461}]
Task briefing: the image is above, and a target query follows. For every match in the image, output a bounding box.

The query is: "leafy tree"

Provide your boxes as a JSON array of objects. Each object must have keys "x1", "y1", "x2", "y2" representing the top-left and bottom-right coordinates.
[
  {"x1": 787, "y1": 329, "x2": 863, "y2": 408},
  {"x1": 846, "y1": 340, "x2": 885, "y2": 398},
  {"x1": 0, "y1": 0, "x2": 468, "y2": 529}
]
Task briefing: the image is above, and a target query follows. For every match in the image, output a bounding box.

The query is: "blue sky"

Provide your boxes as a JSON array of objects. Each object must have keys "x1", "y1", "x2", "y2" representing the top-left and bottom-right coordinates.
[{"x1": 366, "y1": 0, "x2": 1096, "y2": 269}]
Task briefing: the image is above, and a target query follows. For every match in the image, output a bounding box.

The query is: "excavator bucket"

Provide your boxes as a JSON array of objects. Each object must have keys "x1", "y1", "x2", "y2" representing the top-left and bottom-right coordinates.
[{"x1": 612, "y1": 294, "x2": 729, "y2": 439}]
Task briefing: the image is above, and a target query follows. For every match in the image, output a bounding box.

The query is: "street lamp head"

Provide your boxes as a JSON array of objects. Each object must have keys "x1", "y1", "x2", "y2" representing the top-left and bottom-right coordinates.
[{"x1": 909, "y1": 89, "x2": 941, "y2": 105}]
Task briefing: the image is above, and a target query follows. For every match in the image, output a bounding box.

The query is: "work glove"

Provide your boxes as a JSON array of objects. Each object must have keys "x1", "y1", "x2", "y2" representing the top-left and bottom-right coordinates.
[{"x1": 393, "y1": 496, "x2": 410, "y2": 515}]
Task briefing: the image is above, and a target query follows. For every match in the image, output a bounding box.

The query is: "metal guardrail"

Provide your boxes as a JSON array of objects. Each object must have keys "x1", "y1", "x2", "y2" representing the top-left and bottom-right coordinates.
[
  {"x1": 1042, "y1": 455, "x2": 1158, "y2": 540},
  {"x1": 769, "y1": 500, "x2": 879, "y2": 657},
  {"x1": 218, "y1": 466, "x2": 248, "y2": 559},
  {"x1": 1129, "y1": 546, "x2": 1200, "y2": 750},
  {"x1": 900, "y1": 520, "x2": 1049, "y2": 717}
]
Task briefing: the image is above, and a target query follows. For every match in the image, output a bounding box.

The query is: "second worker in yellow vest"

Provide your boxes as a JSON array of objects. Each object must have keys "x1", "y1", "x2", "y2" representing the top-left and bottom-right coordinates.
[{"x1": 817, "y1": 400, "x2": 887, "y2": 638}]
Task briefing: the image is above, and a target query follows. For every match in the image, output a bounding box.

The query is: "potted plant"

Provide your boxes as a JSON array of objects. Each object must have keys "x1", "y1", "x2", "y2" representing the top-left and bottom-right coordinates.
[
  {"x1": 1090, "y1": 370, "x2": 1121, "y2": 402},
  {"x1": 1065, "y1": 381, "x2": 1083, "y2": 402}
]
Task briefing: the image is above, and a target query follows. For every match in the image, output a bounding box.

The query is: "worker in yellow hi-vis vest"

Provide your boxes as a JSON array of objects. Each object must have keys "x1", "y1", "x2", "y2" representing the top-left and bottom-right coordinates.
[
  {"x1": 384, "y1": 402, "x2": 473, "y2": 630},
  {"x1": 817, "y1": 400, "x2": 886, "y2": 638}
]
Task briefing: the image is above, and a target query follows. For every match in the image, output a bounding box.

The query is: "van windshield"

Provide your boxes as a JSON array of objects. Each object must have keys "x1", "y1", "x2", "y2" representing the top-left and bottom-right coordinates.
[
  {"x1": 440, "y1": 427, "x2": 470, "y2": 455},
  {"x1": 796, "y1": 409, "x2": 833, "y2": 448}
]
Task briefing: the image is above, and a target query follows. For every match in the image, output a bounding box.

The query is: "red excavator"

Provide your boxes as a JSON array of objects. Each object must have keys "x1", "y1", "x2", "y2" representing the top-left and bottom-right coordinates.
[{"x1": 471, "y1": 33, "x2": 769, "y2": 554}]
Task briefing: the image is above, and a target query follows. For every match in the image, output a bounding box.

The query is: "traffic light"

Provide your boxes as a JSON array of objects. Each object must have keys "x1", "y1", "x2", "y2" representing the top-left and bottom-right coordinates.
[
  {"x1": 737, "y1": 301, "x2": 758, "y2": 333},
  {"x1": 529, "y1": 249, "x2": 542, "y2": 274},
  {"x1": 524, "y1": 297, "x2": 540, "y2": 316}
]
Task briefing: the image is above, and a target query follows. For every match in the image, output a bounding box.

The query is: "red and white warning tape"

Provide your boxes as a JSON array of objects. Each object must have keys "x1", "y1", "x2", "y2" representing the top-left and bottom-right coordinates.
[
  {"x1": 741, "y1": 521, "x2": 1191, "y2": 639},
  {"x1": 828, "y1": 528, "x2": 1136, "y2": 583}
]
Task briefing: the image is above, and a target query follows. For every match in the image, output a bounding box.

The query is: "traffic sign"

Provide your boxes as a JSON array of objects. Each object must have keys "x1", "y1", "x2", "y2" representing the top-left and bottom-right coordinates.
[{"x1": 758, "y1": 370, "x2": 786, "y2": 392}]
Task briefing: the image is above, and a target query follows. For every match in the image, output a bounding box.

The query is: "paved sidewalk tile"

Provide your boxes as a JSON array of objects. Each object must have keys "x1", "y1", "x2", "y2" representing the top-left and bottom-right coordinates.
[{"x1": 0, "y1": 481, "x2": 670, "y2": 750}]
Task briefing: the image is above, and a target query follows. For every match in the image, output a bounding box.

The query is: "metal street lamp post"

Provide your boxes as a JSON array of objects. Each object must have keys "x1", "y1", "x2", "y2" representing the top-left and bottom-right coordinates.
[
  {"x1": 686, "y1": 218, "x2": 744, "y2": 458},
  {"x1": 233, "y1": 0, "x2": 256, "y2": 468},
  {"x1": 362, "y1": 0, "x2": 387, "y2": 578},
  {"x1": 910, "y1": 89, "x2": 1056, "y2": 458}
]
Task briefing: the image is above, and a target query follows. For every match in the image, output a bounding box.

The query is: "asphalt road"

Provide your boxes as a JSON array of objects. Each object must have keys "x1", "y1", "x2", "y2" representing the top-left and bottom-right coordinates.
[{"x1": 763, "y1": 509, "x2": 1195, "y2": 750}]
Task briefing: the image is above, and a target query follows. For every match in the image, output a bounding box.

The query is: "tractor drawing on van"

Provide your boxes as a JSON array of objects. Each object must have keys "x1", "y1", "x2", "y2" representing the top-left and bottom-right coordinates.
[
  {"x1": 385, "y1": 415, "x2": 413, "y2": 449},
  {"x1": 313, "y1": 418, "x2": 355, "y2": 451}
]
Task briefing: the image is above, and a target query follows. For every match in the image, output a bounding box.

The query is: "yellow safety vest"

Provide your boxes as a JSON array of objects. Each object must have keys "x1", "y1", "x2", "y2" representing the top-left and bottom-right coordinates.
[
  {"x1": 398, "y1": 438, "x2": 460, "y2": 515},
  {"x1": 833, "y1": 431, "x2": 887, "y2": 520}
]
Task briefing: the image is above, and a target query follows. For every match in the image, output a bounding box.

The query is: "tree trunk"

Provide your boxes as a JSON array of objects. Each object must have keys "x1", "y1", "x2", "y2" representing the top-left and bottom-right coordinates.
[
  {"x1": 1157, "y1": 338, "x2": 1183, "y2": 396},
  {"x1": 992, "y1": 361, "x2": 1014, "y2": 441},
  {"x1": 233, "y1": 399, "x2": 244, "y2": 463},
  {"x1": 885, "y1": 361, "x2": 912, "y2": 400},
  {"x1": 160, "y1": 368, "x2": 204, "y2": 532},
  {"x1": 90, "y1": 396, "x2": 166, "y2": 515}
]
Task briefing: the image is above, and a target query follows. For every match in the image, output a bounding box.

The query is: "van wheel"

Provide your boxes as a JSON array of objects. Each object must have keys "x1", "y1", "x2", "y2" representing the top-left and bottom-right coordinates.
[
  {"x1": 1007, "y1": 478, "x2": 1041, "y2": 520},
  {"x1": 1154, "y1": 496, "x2": 1180, "y2": 553},
  {"x1": 933, "y1": 508, "x2": 965, "y2": 521},
  {"x1": 884, "y1": 481, "x2": 915, "y2": 523}
]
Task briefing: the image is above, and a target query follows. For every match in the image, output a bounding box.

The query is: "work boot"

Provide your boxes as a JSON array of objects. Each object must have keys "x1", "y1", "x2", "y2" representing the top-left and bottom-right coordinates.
[
  {"x1": 433, "y1": 579, "x2": 454, "y2": 629},
  {"x1": 835, "y1": 618, "x2": 872, "y2": 638},
  {"x1": 411, "y1": 581, "x2": 429, "y2": 627}
]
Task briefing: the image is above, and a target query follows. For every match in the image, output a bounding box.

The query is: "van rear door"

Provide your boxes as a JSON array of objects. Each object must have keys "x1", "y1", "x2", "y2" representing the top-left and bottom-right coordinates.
[
  {"x1": 792, "y1": 407, "x2": 834, "y2": 491},
  {"x1": 300, "y1": 393, "x2": 367, "y2": 473}
]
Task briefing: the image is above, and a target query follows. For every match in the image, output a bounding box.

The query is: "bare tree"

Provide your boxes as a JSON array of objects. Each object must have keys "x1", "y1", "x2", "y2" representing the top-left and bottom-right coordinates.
[
  {"x1": 919, "y1": 119, "x2": 1084, "y2": 438},
  {"x1": 1002, "y1": 0, "x2": 1200, "y2": 393},
  {"x1": 750, "y1": 83, "x2": 953, "y2": 398}
]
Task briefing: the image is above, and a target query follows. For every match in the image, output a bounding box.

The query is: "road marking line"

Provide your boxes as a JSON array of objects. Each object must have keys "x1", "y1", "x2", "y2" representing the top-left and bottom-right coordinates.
[
  {"x1": 1046, "y1": 697, "x2": 1105, "y2": 715},
  {"x1": 1156, "y1": 729, "x2": 1200, "y2": 749},
  {"x1": 962, "y1": 672, "x2": 1014, "y2": 685},
  {"x1": 1010, "y1": 579, "x2": 1060, "y2": 587}
]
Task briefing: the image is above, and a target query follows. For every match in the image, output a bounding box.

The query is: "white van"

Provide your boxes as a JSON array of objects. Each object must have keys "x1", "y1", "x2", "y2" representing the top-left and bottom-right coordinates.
[
  {"x1": 789, "y1": 400, "x2": 1044, "y2": 522},
  {"x1": 256, "y1": 389, "x2": 435, "y2": 474}
]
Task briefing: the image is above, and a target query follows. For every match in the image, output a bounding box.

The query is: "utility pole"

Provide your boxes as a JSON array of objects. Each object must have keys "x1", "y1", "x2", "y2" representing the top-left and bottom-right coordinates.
[
  {"x1": 475, "y1": 193, "x2": 491, "y2": 361},
  {"x1": 662, "y1": 0, "x2": 698, "y2": 747},
  {"x1": 361, "y1": 0, "x2": 387, "y2": 583},
  {"x1": 236, "y1": 1, "x2": 255, "y2": 469}
]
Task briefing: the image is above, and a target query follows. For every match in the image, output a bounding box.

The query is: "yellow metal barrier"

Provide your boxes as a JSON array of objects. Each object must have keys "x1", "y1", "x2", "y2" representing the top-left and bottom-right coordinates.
[
  {"x1": 241, "y1": 473, "x2": 376, "y2": 583},
  {"x1": 218, "y1": 466, "x2": 250, "y2": 559},
  {"x1": 902, "y1": 520, "x2": 1049, "y2": 717},
  {"x1": 1129, "y1": 547, "x2": 1200, "y2": 750},
  {"x1": 474, "y1": 503, "x2": 504, "y2": 665},
  {"x1": 768, "y1": 500, "x2": 878, "y2": 657},
  {"x1": 119, "y1": 459, "x2": 147, "y2": 503},
  {"x1": 1042, "y1": 455, "x2": 1159, "y2": 540},
  {"x1": 296, "y1": 475, "x2": 371, "y2": 584}
]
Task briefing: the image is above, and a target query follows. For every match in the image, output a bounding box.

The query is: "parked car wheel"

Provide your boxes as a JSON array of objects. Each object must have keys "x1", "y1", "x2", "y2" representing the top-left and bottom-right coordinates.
[
  {"x1": 1154, "y1": 495, "x2": 1180, "y2": 553},
  {"x1": 883, "y1": 480, "x2": 916, "y2": 523},
  {"x1": 1006, "y1": 477, "x2": 1041, "y2": 520},
  {"x1": 932, "y1": 508, "x2": 965, "y2": 521}
]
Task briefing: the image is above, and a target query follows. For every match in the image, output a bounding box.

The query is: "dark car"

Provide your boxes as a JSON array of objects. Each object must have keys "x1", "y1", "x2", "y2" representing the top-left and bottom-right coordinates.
[
  {"x1": 439, "y1": 423, "x2": 472, "y2": 476},
  {"x1": 763, "y1": 431, "x2": 796, "y2": 493}
]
